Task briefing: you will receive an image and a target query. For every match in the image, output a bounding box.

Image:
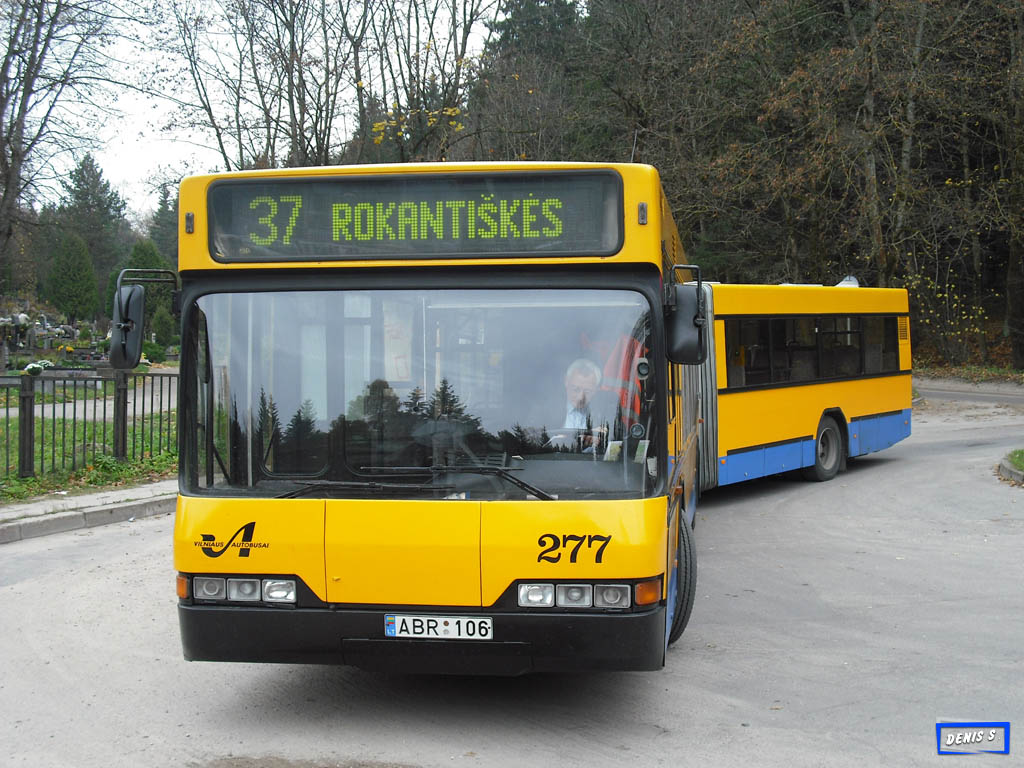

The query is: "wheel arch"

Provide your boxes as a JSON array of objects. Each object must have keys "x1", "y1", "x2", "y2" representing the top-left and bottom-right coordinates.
[{"x1": 819, "y1": 407, "x2": 849, "y2": 470}]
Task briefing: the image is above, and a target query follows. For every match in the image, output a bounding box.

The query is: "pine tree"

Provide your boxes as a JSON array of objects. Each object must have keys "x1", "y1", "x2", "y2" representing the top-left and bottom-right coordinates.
[
  {"x1": 60, "y1": 154, "x2": 134, "y2": 307},
  {"x1": 149, "y1": 185, "x2": 179, "y2": 269},
  {"x1": 104, "y1": 239, "x2": 171, "y2": 330},
  {"x1": 48, "y1": 233, "x2": 98, "y2": 323}
]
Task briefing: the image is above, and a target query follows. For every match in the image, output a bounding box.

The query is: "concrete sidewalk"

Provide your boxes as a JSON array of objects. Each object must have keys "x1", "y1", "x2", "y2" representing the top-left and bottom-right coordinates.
[{"x1": 0, "y1": 478, "x2": 178, "y2": 545}]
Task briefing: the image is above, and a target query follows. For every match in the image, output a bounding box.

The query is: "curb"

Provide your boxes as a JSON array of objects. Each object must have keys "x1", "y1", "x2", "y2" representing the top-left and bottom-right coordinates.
[
  {"x1": 0, "y1": 495, "x2": 176, "y2": 545},
  {"x1": 999, "y1": 456, "x2": 1024, "y2": 485}
]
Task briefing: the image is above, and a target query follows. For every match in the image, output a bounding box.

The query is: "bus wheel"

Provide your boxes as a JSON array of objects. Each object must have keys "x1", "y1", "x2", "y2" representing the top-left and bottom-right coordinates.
[
  {"x1": 804, "y1": 415, "x2": 842, "y2": 482},
  {"x1": 668, "y1": 513, "x2": 697, "y2": 645}
]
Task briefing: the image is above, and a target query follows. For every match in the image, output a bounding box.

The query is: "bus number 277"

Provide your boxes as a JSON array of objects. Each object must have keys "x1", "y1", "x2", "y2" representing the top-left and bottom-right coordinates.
[{"x1": 537, "y1": 534, "x2": 612, "y2": 563}]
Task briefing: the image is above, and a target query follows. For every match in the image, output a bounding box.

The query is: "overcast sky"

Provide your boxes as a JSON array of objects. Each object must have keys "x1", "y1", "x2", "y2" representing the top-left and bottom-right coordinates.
[{"x1": 92, "y1": 96, "x2": 221, "y2": 220}]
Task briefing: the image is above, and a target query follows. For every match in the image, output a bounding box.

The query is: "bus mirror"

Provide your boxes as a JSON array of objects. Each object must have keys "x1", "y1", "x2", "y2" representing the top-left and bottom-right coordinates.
[
  {"x1": 110, "y1": 284, "x2": 145, "y2": 369},
  {"x1": 666, "y1": 284, "x2": 706, "y2": 365}
]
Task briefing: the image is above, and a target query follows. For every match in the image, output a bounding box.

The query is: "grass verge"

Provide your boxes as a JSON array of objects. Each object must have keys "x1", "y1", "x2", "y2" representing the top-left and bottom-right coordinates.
[
  {"x1": 0, "y1": 452, "x2": 176, "y2": 503},
  {"x1": 915, "y1": 364, "x2": 1024, "y2": 385},
  {"x1": 0, "y1": 411, "x2": 177, "y2": 504},
  {"x1": 1009, "y1": 449, "x2": 1024, "y2": 473}
]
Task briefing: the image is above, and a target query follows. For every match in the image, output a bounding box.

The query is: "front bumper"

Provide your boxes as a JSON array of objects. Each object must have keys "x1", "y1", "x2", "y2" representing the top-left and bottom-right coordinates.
[{"x1": 179, "y1": 603, "x2": 667, "y2": 675}]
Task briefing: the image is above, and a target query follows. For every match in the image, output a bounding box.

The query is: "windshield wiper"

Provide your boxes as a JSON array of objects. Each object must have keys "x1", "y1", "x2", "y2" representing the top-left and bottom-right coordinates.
[
  {"x1": 364, "y1": 465, "x2": 555, "y2": 501},
  {"x1": 276, "y1": 479, "x2": 454, "y2": 499}
]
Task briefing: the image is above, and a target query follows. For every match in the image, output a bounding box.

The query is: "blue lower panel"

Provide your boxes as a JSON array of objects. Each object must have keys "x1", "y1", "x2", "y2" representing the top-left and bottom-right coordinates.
[
  {"x1": 849, "y1": 408, "x2": 912, "y2": 456},
  {"x1": 718, "y1": 408, "x2": 911, "y2": 487},
  {"x1": 719, "y1": 438, "x2": 814, "y2": 486}
]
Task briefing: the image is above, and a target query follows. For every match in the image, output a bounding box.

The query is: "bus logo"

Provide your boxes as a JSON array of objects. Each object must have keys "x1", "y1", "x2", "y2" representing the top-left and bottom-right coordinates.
[{"x1": 199, "y1": 521, "x2": 258, "y2": 558}]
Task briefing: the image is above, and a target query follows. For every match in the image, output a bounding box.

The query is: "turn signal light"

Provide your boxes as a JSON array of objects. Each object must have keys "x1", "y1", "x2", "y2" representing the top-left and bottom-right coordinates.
[
  {"x1": 634, "y1": 578, "x2": 662, "y2": 606},
  {"x1": 176, "y1": 573, "x2": 189, "y2": 599}
]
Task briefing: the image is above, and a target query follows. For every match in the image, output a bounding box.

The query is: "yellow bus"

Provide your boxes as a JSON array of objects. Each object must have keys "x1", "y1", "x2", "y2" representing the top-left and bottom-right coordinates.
[
  {"x1": 110, "y1": 162, "x2": 707, "y2": 674},
  {"x1": 694, "y1": 282, "x2": 912, "y2": 490}
]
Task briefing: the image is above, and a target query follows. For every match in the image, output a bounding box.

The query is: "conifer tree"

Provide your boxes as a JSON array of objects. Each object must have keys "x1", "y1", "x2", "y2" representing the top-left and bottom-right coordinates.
[{"x1": 48, "y1": 233, "x2": 98, "y2": 323}]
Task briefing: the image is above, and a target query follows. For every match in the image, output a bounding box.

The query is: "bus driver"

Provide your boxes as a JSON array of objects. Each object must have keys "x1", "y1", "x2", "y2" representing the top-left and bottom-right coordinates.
[{"x1": 563, "y1": 358, "x2": 602, "y2": 429}]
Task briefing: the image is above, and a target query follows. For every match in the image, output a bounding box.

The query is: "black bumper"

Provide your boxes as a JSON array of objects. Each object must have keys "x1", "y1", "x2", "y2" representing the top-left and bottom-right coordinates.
[{"x1": 179, "y1": 604, "x2": 667, "y2": 675}]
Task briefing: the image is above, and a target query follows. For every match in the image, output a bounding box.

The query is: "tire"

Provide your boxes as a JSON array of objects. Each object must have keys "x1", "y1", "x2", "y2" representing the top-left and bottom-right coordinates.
[
  {"x1": 667, "y1": 511, "x2": 697, "y2": 645},
  {"x1": 803, "y1": 415, "x2": 842, "y2": 482}
]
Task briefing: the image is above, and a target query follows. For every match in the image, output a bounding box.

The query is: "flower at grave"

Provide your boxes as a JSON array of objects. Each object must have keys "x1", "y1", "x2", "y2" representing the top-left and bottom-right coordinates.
[{"x1": 24, "y1": 362, "x2": 43, "y2": 375}]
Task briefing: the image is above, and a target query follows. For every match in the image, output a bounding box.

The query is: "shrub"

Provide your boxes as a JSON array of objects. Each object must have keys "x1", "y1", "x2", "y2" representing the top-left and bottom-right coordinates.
[
  {"x1": 142, "y1": 340, "x2": 166, "y2": 364},
  {"x1": 152, "y1": 305, "x2": 175, "y2": 347}
]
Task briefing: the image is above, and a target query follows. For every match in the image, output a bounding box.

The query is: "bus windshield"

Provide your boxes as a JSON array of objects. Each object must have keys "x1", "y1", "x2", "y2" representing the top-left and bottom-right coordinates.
[{"x1": 187, "y1": 288, "x2": 659, "y2": 500}]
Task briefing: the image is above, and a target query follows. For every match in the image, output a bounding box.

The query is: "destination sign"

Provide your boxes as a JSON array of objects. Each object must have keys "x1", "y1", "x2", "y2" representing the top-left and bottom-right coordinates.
[{"x1": 207, "y1": 171, "x2": 623, "y2": 261}]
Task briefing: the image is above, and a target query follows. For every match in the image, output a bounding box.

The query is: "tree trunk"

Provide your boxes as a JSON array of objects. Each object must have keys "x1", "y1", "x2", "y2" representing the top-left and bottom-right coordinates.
[
  {"x1": 846, "y1": 0, "x2": 889, "y2": 286},
  {"x1": 1009, "y1": 7, "x2": 1024, "y2": 370}
]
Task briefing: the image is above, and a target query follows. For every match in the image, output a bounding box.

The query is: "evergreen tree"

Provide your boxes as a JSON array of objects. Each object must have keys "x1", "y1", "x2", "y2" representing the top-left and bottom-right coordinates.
[
  {"x1": 402, "y1": 386, "x2": 427, "y2": 414},
  {"x1": 149, "y1": 184, "x2": 179, "y2": 269},
  {"x1": 32, "y1": 205, "x2": 63, "y2": 302},
  {"x1": 104, "y1": 239, "x2": 172, "y2": 335},
  {"x1": 152, "y1": 305, "x2": 176, "y2": 346},
  {"x1": 60, "y1": 154, "x2": 134, "y2": 308},
  {"x1": 48, "y1": 233, "x2": 98, "y2": 323}
]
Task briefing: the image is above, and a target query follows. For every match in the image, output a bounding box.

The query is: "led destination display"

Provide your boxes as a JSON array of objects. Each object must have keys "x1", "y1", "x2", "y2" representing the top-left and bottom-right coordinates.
[{"x1": 207, "y1": 171, "x2": 623, "y2": 261}]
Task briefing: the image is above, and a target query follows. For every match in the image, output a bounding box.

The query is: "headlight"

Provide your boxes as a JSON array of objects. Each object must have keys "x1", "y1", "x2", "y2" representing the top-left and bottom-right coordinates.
[
  {"x1": 262, "y1": 579, "x2": 297, "y2": 603},
  {"x1": 193, "y1": 576, "x2": 226, "y2": 600},
  {"x1": 227, "y1": 578, "x2": 262, "y2": 601},
  {"x1": 517, "y1": 583, "x2": 554, "y2": 607},
  {"x1": 555, "y1": 584, "x2": 593, "y2": 607},
  {"x1": 594, "y1": 584, "x2": 631, "y2": 608}
]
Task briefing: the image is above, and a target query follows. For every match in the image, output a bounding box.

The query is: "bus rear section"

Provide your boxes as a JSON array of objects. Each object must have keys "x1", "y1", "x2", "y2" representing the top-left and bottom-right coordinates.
[{"x1": 695, "y1": 283, "x2": 912, "y2": 490}]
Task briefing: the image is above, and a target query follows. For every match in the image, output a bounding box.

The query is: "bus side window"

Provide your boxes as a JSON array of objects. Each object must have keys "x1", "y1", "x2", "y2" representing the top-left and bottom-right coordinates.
[
  {"x1": 725, "y1": 319, "x2": 745, "y2": 388},
  {"x1": 820, "y1": 316, "x2": 863, "y2": 378},
  {"x1": 788, "y1": 317, "x2": 817, "y2": 381},
  {"x1": 883, "y1": 316, "x2": 900, "y2": 371}
]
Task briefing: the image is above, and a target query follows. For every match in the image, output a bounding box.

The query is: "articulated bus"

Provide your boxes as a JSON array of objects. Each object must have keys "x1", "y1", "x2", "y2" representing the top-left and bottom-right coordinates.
[
  {"x1": 110, "y1": 162, "x2": 707, "y2": 674},
  {"x1": 693, "y1": 282, "x2": 912, "y2": 491}
]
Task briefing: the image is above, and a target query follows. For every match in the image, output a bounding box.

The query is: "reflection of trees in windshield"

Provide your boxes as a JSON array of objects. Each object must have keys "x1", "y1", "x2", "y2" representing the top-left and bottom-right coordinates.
[
  {"x1": 340, "y1": 377, "x2": 494, "y2": 472},
  {"x1": 256, "y1": 388, "x2": 328, "y2": 475},
  {"x1": 255, "y1": 372, "x2": 624, "y2": 479}
]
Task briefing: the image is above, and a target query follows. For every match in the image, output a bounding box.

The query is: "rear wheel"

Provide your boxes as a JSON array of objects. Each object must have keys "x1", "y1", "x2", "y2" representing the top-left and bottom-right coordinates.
[
  {"x1": 803, "y1": 415, "x2": 842, "y2": 482},
  {"x1": 667, "y1": 512, "x2": 697, "y2": 645}
]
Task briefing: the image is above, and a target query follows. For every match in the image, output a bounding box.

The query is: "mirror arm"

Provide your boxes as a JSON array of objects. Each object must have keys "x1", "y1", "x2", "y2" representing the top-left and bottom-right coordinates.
[
  {"x1": 667, "y1": 264, "x2": 706, "y2": 327},
  {"x1": 117, "y1": 268, "x2": 182, "y2": 316}
]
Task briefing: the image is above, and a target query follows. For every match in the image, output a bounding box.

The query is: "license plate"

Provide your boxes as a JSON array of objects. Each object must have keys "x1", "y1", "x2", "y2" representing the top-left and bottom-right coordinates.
[{"x1": 384, "y1": 614, "x2": 493, "y2": 640}]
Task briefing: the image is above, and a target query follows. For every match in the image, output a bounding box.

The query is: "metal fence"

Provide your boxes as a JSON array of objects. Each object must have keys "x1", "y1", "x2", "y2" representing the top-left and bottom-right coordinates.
[{"x1": 0, "y1": 369, "x2": 178, "y2": 478}]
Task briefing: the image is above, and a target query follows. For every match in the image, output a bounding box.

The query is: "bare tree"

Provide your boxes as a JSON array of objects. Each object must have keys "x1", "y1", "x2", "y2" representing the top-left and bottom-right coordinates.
[
  {"x1": 363, "y1": 0, "x2": 501, "y2": 161},
  {"x1": 160, "y1": 0, "x2": 377, "y2": 169},
  {"x1": 0, "y1": 0, "x2": 120, "y2": 289}
]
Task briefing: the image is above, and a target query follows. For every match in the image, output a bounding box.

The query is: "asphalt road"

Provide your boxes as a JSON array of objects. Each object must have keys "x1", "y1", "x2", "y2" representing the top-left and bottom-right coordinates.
[{"x1": 1, "y1": 393, "x2": 1022, "y2": 768}]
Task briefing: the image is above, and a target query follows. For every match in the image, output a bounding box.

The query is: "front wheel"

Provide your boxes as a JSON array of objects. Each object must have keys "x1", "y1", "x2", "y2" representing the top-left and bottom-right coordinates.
[
  {"x1": 667, "y1": 512, "x2": 697, "y2": 645},
  {"x1": 803, "y1": 415, "x2": 842, "y2": 482}
]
